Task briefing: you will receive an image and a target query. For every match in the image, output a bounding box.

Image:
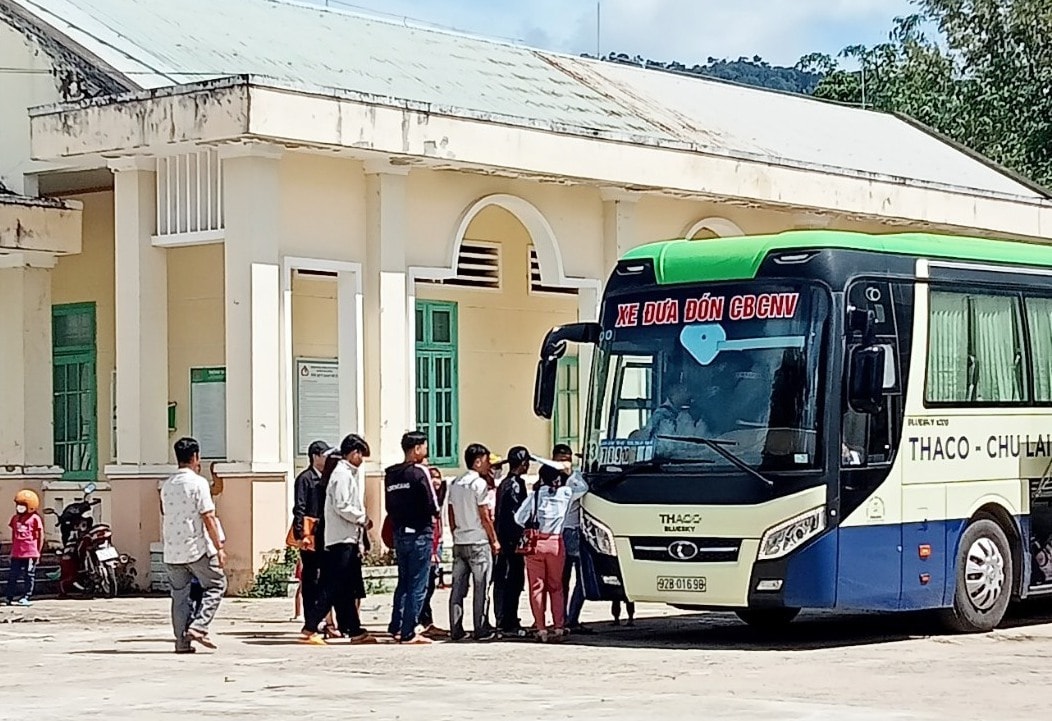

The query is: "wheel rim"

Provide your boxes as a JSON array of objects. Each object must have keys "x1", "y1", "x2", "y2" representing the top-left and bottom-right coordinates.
[{"x1": 964, "y1": 537, "x2": 1006, "y2": 612}]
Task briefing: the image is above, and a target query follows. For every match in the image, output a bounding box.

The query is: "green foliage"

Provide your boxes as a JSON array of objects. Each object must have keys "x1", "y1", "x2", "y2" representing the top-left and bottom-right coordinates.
[
  {"x1": 243, "y1": 547, "x2": 298, "y2": 598},
  {"x1": 812, "y1": 1, "x2": 1052, "y2": 186},
  {"x1": 362, "y1": 547, "x2": 395, "y2": 567},
  {"x1": 587, "y1": 53, "x2": 824, "y2": 94}
]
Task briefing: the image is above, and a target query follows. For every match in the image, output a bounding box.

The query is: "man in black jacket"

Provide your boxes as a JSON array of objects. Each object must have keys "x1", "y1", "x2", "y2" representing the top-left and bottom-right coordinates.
[
  {"x1": 385, "y1": 431, "x2": 439, "y2": 645},
  {"x1": 493, "y1": 446, "x2": 531, "y2": 635},
  {"x1": 293, "y1": 439, "x2": 331, "y2": 637}
]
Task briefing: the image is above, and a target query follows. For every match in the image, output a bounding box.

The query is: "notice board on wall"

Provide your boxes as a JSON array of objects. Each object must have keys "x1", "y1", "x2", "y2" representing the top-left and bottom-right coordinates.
[
  {"x1": 190, "y1": 366, "x2": 226, "y2": 459},
  {"x1": 295, "y1": 358, "x2": 339, "y2": 456}
]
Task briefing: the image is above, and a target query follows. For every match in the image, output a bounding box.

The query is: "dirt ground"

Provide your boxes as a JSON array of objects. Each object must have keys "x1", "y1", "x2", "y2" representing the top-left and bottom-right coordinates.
[{"x1": 2, "y1": 589, "x2": 1050, "y2": 720}]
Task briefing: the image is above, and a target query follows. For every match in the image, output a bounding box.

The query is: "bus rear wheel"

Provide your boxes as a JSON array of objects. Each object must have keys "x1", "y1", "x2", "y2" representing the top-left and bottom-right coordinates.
[
  {"x1": 940, "y1": 518, "x2": 1012, "y2": 634},
  {"x1": 734, "y1": 608, "x2": 800, "y2": 629}
]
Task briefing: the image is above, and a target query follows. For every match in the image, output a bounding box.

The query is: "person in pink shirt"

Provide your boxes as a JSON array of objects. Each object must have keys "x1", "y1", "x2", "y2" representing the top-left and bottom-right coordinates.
[{"x1": 6, "y1": 490, "x2": 44, "y2": 607}]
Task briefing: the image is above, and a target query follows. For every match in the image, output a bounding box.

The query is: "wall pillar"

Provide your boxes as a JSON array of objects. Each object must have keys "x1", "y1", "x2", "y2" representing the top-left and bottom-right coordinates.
[
  {"x1": 362, "y1": 161, "x2": 412, "y2": 547},
  {"x1": 109, "y1": 158, "x2": 170, "y2": 469},
  {"x1": 363, "y1": 161, "x2": 412, "y2": 468},
  {"x1": 0, "y1": 253, "x2": 61, "y2": 485},
  {"x1": 601, "y1": 188, "x2": 639, "y2": 275},
  {"x1": 217, "y1": 142, "x2": 288, "y2": 586},
  {"x1": 220, "y1": 143, "x2": 285, "y2": 467}
]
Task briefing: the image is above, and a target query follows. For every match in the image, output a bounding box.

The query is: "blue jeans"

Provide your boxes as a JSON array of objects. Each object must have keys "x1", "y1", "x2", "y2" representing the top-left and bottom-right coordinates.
[
  {"x1": 388, "y1": 528, "x2": 433, "y2": 641},
  {"x1": 5, "y1": 558, "x2": 36, "y2": 601},
  {"x1": 562, "y1": 528, "x2": 585, "y2": 626}
]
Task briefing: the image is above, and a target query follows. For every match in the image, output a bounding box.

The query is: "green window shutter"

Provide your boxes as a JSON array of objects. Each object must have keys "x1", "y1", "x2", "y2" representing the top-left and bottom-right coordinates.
[
  {"x1": 553, "y1": 355, "x2": 580, "y2": 451},
  {"x1": 415, "y1": 300, "x2": 459, "y2": 466},
  {"x1": 52, "y1": 303, "x2": 98, "y2": 480}
]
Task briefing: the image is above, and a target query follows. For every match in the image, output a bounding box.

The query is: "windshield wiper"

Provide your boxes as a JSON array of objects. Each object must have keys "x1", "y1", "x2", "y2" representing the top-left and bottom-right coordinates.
[
  {"x1": 594, "y1": 457, "x2": 711, "y2": 490},
  {"x1": 657, "y1": 435, "x2": 774, "y2": 488}
]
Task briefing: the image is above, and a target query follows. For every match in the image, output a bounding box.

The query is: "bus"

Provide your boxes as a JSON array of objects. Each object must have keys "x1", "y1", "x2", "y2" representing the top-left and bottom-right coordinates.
[{"x1": 533, "y1": 229, "x2": 1052, "y2": 633}]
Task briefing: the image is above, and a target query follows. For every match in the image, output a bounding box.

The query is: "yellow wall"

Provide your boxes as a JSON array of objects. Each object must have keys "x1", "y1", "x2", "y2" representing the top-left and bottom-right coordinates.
[
  {"x1": 167, "y1": 244, "x2": 225, "y2": 442},
  {"x1": 51, "y1": 191, "x2": 115, "y2": 474},
  {"x1": 417, "y1": 205, "x2": 579, "y2": 468},
  {"x1": 291, "y1": 273, "x2": 338, "y2": 360}
]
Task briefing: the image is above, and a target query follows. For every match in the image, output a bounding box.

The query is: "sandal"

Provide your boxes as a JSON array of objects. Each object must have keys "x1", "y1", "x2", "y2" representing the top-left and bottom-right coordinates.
[
  {"x1": 185, "y1": 628, "x2": 217, "y2": 650},
  {"x1": 400, "y1": 635, "x2": 433, "y2": 645}
]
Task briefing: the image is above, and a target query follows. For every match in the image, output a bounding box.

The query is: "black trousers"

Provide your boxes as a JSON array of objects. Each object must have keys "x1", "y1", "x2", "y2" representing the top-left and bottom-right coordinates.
[
  {"x1": 418, "y1": 561, "x2": 439, "y2": 627},
  {"x1": 299, "y1": 549, "x2": 324, "y2": 631},
  {"x1": 493, "y1": 548, "x2": 525, "y2": 631},
  {"x1": 325, "y1": 543, "x2": 365, "y2": 636}
]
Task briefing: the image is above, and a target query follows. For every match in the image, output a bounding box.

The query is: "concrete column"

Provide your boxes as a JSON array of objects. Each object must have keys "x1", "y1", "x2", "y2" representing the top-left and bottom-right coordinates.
[
  {"x1": 337, "y1": 268, "x2": 365, "y2": 435},
  {"x1": 110, "y1": 158, "x2": 169, "y2": 467},
  {"x1": 601, "y1": 188, "x2": 639, "y2": 275},
  {"x1": 220, "y1": 143, "x2": 284, "y2": 467},
  {"x1": 0, "y1": 253, "x2": 59, "y2": 474},
  {"x1": 363, "y1": 160, "x2": 412, "y2": 470}
]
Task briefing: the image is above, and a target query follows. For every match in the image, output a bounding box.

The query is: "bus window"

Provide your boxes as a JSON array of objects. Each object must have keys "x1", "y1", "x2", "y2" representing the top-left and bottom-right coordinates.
[
  {"x1": 842, "y1": 280, "x2": 911, "y2": 467},
  {"x1": 601, "y1": 355, "x2": 654, "y2": 440},
  {"x1": 926, "y1": 290, "x2": 1025, "y2": 405}
]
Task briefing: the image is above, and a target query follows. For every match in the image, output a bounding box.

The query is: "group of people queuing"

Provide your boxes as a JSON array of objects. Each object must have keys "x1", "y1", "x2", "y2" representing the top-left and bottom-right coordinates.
[
  {"x1": 157, "y1": 429, "x2": 636, "y2": 653},
  {"x1": 294, "y1": 431, "x2": 634, "y2": 646}
]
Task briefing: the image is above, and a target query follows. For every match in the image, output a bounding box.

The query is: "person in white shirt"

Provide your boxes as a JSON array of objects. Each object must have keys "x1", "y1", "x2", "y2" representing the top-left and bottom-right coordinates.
[
  {"x1": 447, "y1": 443, "x2": 500, "y2": 641},
  {"x1": 308, "y1": 433, "x2": 372, "y2": 645},
  {"x1": 160, "y1": 437, "x2": 227, "y2": 653},
  {"x1": 514, "y1": 461, "x2": 588, "y2": 642}
]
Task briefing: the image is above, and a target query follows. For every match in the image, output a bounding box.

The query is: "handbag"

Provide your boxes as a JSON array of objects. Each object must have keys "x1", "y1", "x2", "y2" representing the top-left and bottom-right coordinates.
[
  {"x1": 285, "y1": 516, "x2": 317, "y2": 552},
  {"x1": 515, "y1": 492, "x2": 541, "y2": 556}
]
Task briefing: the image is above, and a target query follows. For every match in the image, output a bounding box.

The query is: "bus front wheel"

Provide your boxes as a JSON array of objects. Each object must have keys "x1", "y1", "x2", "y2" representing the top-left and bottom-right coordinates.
[
  {"x1": 734, "y1": 608, "x2": 800, "y2": 629},
  {"x1": 940, "y1": 518, "x2": 1013, "y2": 634}
]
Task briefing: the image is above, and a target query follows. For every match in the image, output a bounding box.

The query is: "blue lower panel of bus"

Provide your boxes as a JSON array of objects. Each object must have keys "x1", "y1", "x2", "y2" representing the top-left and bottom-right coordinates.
[
  {"x1": 769, "y1": 518, "x2": 981, "y2": 611},
  {"x1": 583, "y1": 515, "x2": 1022, "y2": 611}
]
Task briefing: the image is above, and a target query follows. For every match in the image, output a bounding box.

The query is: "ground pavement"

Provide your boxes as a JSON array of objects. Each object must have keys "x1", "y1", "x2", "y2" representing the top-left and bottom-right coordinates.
[{"x1": 2, "y1": 588, "x2": 1050, "y2": 720}]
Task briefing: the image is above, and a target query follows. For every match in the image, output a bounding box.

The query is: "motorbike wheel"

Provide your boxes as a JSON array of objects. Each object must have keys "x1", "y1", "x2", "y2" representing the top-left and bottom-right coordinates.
[{"x1": 98, "y1": 563, "x2": 118, "y2": 599}]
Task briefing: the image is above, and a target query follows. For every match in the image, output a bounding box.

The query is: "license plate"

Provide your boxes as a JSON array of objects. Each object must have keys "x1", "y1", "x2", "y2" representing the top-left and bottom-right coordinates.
[
  {"x1": 597, "y1": 441, "x2": 654, "y2": 467},
  {"x1": 657, "y1": 576, "x2": 706, "y2": 592},
  {"x1": 96, "y1": 546, "x2": 118, "y2": 562}
]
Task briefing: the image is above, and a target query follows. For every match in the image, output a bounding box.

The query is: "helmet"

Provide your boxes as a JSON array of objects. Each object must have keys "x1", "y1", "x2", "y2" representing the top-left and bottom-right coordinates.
[{"x1": 14, "y1": 489, "x2": 40, "y2": 512}]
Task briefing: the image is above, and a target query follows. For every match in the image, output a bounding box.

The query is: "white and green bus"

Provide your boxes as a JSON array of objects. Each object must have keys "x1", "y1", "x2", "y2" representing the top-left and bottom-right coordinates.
[{"x1": 534, "y1": 229, "x2": 1052, "y2": 632}]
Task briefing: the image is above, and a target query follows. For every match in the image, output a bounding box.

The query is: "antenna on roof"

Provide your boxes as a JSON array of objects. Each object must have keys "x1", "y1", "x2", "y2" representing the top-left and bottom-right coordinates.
[{"x1": 596, "y1": 0, "x2": 601, "y2": 58}]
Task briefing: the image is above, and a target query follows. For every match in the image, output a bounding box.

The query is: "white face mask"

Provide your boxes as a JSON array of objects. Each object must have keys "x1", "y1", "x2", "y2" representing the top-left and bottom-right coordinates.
[{"x1": 15, "y1": 504, "x2": 27, "y2": 514}]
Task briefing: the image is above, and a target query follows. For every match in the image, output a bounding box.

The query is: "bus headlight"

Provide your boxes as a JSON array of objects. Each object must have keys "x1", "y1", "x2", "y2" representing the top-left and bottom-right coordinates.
[
  {"x1": 758, "y1": 507, "x2": 826, "y2": 561},
  {"x1": 582, "y1": 512, "x2": 617, "y2": 557}
]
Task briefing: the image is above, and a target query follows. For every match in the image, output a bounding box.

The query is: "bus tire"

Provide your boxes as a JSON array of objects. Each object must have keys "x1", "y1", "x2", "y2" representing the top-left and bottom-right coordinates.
[
  {"x1": 940, "y1": 518, "x2": 1012, "y2": 634},
  {"x1": 734, "y1": 607, "x2": 800, "y2": 629}
]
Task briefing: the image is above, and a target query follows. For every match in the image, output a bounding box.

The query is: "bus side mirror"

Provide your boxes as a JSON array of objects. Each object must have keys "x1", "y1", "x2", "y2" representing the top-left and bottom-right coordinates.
[
  {"x1": 534, "y1": 322, "x2": 600, "y2": 419},
  {"x1": 848, "y1": 345, "x2": 886, "y2": 414}
]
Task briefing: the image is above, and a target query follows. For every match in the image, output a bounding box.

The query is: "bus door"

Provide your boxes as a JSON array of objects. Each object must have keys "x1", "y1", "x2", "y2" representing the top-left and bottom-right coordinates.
[{"x1": 836, "y1": 280, "x2": 914, "y2": 610}]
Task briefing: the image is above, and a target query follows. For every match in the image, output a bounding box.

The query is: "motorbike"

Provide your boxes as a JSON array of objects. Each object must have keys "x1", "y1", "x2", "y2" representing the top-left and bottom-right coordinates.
[{"x1": 43, "y1": 482, "x2": 132, "y2": 598}]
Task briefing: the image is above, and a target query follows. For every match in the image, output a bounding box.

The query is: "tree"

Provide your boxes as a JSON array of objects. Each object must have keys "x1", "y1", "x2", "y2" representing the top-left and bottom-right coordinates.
[{"x1": 813, "y1": 1, "x2": 1052, "y2": 186}]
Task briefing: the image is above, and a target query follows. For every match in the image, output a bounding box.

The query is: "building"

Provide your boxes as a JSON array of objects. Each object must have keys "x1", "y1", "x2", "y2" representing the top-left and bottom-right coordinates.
[{"x1": 2, "y1": 0, "x2": 1051, "y2": 591}]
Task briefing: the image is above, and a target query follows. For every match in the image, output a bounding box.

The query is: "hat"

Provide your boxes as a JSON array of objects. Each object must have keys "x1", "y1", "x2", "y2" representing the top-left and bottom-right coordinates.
[
  {"x1": 307, "y1": 440, "x2": 333, "y2": 458},
  {"x1": 506, "y1": 446, "x2": 531, "y2": 468},
  {"x1": 488, "y1": 453, "x2": 504, "y2": 466}
]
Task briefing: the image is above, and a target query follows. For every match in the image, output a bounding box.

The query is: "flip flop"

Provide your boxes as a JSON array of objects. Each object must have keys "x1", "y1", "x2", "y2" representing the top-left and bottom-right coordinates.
[
  {"x1": 399, "y1": 635, "x2": 432, "y2": 645},
  {"x1": 185, "y1": 628, "x2": 217, "y2": 649}
]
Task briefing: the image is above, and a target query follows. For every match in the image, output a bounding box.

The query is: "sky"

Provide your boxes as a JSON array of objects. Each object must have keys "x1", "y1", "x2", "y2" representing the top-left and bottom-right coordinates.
[{"x1": 307, "y1": 0, "x2": 918, "y2": 67}]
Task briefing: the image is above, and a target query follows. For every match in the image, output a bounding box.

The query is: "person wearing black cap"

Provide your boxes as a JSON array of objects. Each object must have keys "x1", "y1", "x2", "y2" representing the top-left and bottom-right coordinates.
[
  {"x1": 292, "y1": 439, "x2": 332, "y2": 638},
  {"x1": 493, "y1": 446, "x2": 531, "y2": 636},
  {"x1": 310, "y1": 433, "x2": 372, "y2": 644}
]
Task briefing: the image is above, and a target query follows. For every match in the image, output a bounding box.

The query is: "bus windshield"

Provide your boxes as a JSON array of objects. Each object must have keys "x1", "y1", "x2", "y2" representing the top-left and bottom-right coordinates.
[{"x1": 586, "y1": 281, "x2": 830, "y2": 473}]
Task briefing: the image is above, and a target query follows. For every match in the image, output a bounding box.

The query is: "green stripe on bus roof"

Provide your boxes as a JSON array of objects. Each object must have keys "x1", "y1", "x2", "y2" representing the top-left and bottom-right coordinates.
[{"x1": 621, "y1": 230, "x2": 1052, "y2": 285}]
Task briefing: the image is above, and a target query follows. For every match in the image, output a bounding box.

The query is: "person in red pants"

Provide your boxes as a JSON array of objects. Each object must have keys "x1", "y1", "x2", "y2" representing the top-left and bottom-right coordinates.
[{"x1": 513, "y1": 461, "x2": 587, "y2": 643}]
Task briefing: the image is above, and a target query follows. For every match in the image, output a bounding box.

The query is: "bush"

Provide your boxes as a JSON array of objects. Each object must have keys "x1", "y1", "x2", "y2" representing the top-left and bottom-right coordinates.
[
  {"x1": 243, "y1": 547, "x2": 298, "y2": 598},
  {"x1": 362, "y1": 547, "x2": 395, "y2": 567}
]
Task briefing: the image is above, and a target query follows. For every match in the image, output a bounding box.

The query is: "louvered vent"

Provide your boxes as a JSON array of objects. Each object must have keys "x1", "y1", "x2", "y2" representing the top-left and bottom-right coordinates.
[
  {"x1": 421, "y1": 241, "x2": 501, "y2": 289},
  {"x1": 529, "y1": 246, "x2": 576, "y2": 295}
]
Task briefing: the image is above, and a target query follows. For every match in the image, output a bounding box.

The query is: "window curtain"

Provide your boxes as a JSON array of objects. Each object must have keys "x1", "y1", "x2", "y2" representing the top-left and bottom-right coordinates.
[
  {"x1": 927, "y1": 291, "x2": 969, "y2": 402},
  {"x1": 1028, "y1": 299, "x2": 1052, "y2": 401},
  {"x1": 970, "y1": 295, "x2": 1021, "y2": 402}
]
